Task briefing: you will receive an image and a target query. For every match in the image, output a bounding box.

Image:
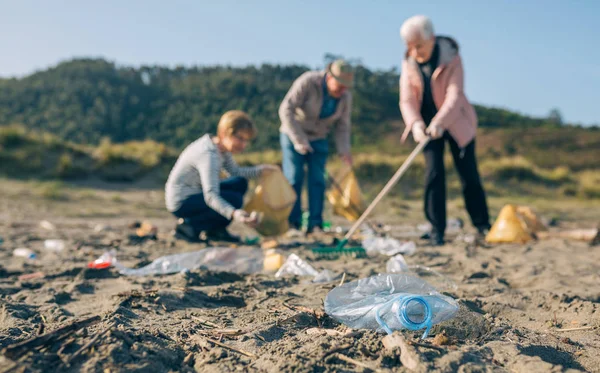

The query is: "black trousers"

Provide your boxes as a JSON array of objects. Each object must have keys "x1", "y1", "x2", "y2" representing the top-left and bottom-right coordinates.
[{"x1": 423, "y1": 133, "x2": 490, "y2": 235}]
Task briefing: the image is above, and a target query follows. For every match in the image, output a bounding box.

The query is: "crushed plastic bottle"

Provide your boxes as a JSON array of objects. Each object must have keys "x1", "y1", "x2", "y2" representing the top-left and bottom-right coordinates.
[
  {"x1": 13, "y1": 248, "x2": 37, "y2": 260},
  {"x1": 44, "y1": 239, "x2": 65, "y2": 252},
  {"x1": 324, "y1": 273, "x2": 459, "y2": 339},
  {"x1": 92, "y1": 247, "x2": 277, "y2": 276},
  {"x1": 275, "y1": 254, "x2": 337, "y2": 283},
  {"x1": 363, "y1": 236, "x2": 416, "y2": 257}
]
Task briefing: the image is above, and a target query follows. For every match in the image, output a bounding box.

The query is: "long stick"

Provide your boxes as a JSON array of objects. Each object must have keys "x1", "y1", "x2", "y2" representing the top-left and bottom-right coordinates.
[{"x1": 343, "y1": 139, "x2": 429, "y2": 242}]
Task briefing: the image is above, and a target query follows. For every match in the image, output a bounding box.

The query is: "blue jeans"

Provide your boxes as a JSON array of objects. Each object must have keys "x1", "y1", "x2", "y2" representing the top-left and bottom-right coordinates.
[
  {"x1": 280, "y1": 133, "x2": 328, "y2": 229},
  {"x1": 172, "y1": 177, "x2": 248, "y2": 235}
]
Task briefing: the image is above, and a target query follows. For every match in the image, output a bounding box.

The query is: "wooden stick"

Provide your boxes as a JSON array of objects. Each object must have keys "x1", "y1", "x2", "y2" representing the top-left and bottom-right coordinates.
[
  {"x1": 2, "y1": 315, "x2": 101, "y2": 360},
  {"x1": 335, "y1": 353, "x2": 381, "y2": 372},
  {"x1": 66, "y1": 323, "x2": 114, "y2": 364},
  {"x1": 343, "y1": 139, "x2": 429, "y2": 241},
  {"x1": 205, "y1": 337, "x2": 257, "y2": 358},
  {"x1": 554, "y1": 326, "x2": 596, "y2": 332}
]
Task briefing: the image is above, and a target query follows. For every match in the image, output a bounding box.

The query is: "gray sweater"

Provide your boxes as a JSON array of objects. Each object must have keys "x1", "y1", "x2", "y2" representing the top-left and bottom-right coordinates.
[
  {"x1": 165, "y1": 134, "x2": 263, "y2": 217},
  {"x1": 278, "y1": 70, "x2": 352, "y2": 155}
]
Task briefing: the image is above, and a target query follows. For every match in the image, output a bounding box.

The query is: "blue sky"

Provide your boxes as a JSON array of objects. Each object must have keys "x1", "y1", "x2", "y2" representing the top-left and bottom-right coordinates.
[{"x1": 1, "y1": 0, "x2": 598, "y2": 125}]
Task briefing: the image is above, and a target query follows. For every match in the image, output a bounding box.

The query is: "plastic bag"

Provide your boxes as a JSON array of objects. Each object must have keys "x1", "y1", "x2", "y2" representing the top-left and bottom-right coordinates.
[
  {"x1": 486, "y1": 204, "x2": 532, "y2": 243},
  {"x1": 363, "y1": 236, "x2": 416, "y2": 257},
  {"x1": 244, "y1": 169, "x2": 297, "y2": 237},
  {"x1": 326, "y1": 168, "x2": 366, "y2": 222},
  {"x1": 275, "y1": 254, "x2": 337, "y2": 283},
  {"x1": 93, "y1": 247, "x2": 282, "y2": 276},
  {"x1": 324, "y1": 274, "x2": 459, "y2": 339}
]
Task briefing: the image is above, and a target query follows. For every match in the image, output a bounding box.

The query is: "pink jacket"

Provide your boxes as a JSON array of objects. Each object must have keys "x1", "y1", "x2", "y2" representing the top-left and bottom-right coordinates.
[{"x1": 399, "y1": 36, "x2": 478, "y2": 148}]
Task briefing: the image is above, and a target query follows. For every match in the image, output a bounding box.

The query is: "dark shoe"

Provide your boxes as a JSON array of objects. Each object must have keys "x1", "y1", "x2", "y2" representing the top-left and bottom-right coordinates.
[
  {"x1": 205, "y1": 228, "x2": 241, "y2": 243},
  {"x1": 430, "y1": 231, "x2": 445, "y2": 246},
  {"x1": 174, "y1": 219, "x2": 202, "y2": 243}
]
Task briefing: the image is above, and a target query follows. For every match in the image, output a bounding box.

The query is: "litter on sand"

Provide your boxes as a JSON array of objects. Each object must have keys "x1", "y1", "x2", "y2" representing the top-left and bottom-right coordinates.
[
  {"x1": 88, "y1": 247, "x2": 286, "y2": 276},
  {"x1": 275, "y1": 253, "x2": 337, "y2": 283},
  {"x1": 324, "y1": 273, "x2": 459, "y2": 339}
]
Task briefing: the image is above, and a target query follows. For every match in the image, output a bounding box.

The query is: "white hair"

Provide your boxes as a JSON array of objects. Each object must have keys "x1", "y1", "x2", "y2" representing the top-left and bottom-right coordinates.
[{"x1": 400, "y1": 15, "x2": 435, "y2": 42}]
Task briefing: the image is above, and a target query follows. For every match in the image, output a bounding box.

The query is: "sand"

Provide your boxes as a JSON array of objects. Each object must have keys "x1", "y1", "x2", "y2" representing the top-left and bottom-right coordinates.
[{"x1": 0, "y1": 179, "x2": 599, "y2": 372}]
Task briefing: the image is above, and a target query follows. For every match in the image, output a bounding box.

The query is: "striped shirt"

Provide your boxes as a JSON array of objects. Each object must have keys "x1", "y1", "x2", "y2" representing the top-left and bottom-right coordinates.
[{"x1": 165, "y1": 134, "x2": 263, "y2": 218}]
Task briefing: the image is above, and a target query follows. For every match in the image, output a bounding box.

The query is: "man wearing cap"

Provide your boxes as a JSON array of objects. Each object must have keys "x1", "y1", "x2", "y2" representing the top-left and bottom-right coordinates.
[{"x1": 279, "y1": 59, "x2": 354, "y2": 235}]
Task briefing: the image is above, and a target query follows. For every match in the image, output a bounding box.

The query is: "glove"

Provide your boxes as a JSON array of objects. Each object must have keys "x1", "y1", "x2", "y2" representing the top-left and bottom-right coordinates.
[
  {"x1": 294, "y1": 143, "x2": 314, "y2": 155},
  {"x1": 232, "y1": 209, "x2": 259, "y2": 228},
  {"x1": 412, "y1": 121, "x2": 427, "y2": 143},
  {"x1": 426, "y1": 122, "x2": 444, "y2": 139}
]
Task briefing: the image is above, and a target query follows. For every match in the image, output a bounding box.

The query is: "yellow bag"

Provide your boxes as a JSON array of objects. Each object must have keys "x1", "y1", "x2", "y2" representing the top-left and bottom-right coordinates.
[
  {"x1": 516, "y1": 206, "x2": 547, "y2": 234},
  {"x1": 244, "y1": 170, "x2": 297, "y2": 237},
  {"x1": 326, "y1": 168, "x2": 366, "y2": 222},
  {"x1": 486, "y1": 204, "x2": 532, "y2": 244}
]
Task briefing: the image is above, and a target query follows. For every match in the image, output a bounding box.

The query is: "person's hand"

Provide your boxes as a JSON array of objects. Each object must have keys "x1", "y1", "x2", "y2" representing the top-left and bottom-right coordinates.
[
  {"x1": 294, "y1": 143, "x2": 313, "y2": 155},
  {"x1": 412, "y1": 121, "x2": 428, "y2": 143},
  {"x1": 261, "y1": 164, "x2": 280, "y2": 176},
  {"x1": 425, "y1": 122, "x2": 444, "y2": 139},
  {"x1": 232, "y1": 210, "x2": 259, "y2": 228},
  {"x1": 340, "y1": 153, "x2": 353, "y2": 166}
]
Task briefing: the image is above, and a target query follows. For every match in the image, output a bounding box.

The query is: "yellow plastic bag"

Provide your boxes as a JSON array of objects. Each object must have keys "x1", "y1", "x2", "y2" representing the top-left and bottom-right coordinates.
[
  {"x1": 326, "y1": 168, "x2": 366, "y2": 222},
  {"x1": 244, "y1": 169, "x2": 297, "y2": 237},
  {"x1": 486, "y1": 204, "x2": 532, "y2": 244},
  {"x1": 516, "y1": 206, "x2": 546, "y2": 234}
]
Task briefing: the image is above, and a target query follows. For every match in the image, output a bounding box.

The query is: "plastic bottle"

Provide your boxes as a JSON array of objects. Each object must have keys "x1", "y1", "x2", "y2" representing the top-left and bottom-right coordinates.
[
  {"x1": 324, "y1": 273, "x2": 459, "y2": 339},
  {"x1": 44, "y1": 239, "x2": 65, "y2": 252},
  {"x1": 13, "y1": 248, "x2": 37, "y2": 260}
]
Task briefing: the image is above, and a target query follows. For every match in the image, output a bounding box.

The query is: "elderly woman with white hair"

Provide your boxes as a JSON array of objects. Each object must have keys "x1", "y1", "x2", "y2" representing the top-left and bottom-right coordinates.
[{"x1": 399, "y1": 15, "x2": 490, "y2": 246}]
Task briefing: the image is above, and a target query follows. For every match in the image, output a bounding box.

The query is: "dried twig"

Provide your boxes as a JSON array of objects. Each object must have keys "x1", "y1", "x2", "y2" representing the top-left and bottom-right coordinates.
[
  {"x1": 335, "y1": 353, "x2": 381, "y2": 372},
  {"x1": 321, "y1": 343, "x2": 353, "y2": 360},
  {"x1": 2, "y1": 315, "x2": 101, "y2": 360},
  {"x1": 192, "y1": 317, "x2": 222, "y2": 329},
  {"x1": 408, "y1": 341, "x2": 445, "y2": 352},
  {"x1": 205, "y1": 337, "x2": 257, "y2": 358},
  {"x1": 66, "y1": 323, "x2": 114, "y2": 364},
  {"x1": 339, "y1": 273, "x2": 347, "y2": 286},
  {"x1": 554, "y1": 326, "x2": 596, "y2": 332}
]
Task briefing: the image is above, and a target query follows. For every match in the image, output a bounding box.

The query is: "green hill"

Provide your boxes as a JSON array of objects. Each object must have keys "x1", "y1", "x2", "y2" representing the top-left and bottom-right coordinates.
[{"x1": 0, "y1": 58, "x2": 577, "y2": 151}]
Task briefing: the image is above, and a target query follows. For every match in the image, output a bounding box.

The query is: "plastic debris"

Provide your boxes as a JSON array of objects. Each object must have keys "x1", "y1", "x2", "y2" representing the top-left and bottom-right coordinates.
[
  {"x1": 44, "y1": 239, "x2": 65, "y2": 252},
  {"x1": 13, "y1": 248, "x2": 36, "y2": 260},
  {"x1": 89, "y1": 247, "x2": 285, "y2": 276},
  {"x1": 324, "y1": 273, "x2": 459, "y2": 339},
  {"x1": 362, "y1": 231, "x2": 416, "y2": 257},
  {"x1": 39, "y1": 220, "x2": 56, "y2": 231},
  {"x1": 275, "y1": 254, "x2": 337, "y2": 283},
  {"x1": 385, "y1": 254, "x2": 409, "y2": 273}
]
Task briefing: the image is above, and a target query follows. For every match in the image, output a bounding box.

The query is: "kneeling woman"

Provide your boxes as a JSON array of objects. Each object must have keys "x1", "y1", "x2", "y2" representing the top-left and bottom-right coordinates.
[{"x1": 165, "y1": 110, "x2": 278, "y2": 242}]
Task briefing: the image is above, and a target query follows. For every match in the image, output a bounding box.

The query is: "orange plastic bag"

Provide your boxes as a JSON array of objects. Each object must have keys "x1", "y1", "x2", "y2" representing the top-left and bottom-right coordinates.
[
  {"x1": 244, "y1": 170, "x2": 297, "y2": 237},
  {"x1": 326, "y1": 168, "x2": 366, "y2": 222}
]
